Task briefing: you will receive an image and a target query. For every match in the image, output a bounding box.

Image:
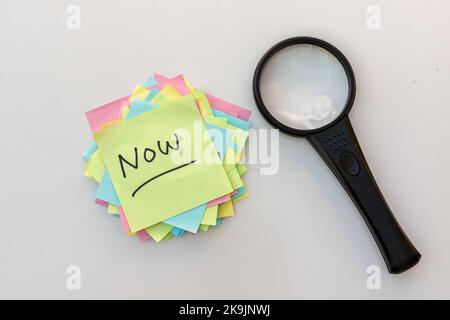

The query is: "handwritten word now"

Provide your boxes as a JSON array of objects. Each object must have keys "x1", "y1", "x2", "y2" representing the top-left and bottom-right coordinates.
[{"x1": 118, "y1": 133, "x2": 180, "y2": 179}]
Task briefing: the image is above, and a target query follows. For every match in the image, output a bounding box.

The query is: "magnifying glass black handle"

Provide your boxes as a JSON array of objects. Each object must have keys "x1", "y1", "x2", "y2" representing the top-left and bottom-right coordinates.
[{"x1": 307, "y1": 115, "x2": 421, "y2": 274}]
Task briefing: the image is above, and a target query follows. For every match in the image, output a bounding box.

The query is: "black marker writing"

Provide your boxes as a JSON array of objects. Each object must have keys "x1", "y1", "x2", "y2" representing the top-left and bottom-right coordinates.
[
  {"x1": 144, "y1": 148, "x2": 156, "y2": 162},
  {"x1": 117, "y1": 133, "x2": 180, "y2": 179},
  {"x1": 157, "y1": 133, "x2": 180, "y2": 155},
  {"x1": 131, "y1": 160, "x2": 196, "y2": 197},
  {"x1": 118, "y1": 147, "x2": 138, "y2": 178}
]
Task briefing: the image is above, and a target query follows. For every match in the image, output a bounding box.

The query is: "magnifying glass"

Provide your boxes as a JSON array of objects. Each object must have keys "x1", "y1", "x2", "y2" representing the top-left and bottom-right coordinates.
[{"x1": 253, "y1": 37, "x2": 421, "y2": 274}]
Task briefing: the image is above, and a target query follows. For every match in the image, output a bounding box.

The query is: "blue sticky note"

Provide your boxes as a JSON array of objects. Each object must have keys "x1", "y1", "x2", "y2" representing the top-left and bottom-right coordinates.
[
  {"x1": 82, "y1": 141, "x2": 98, "y2": 161},
  {"x1": 164, "y1": 204, "x2": 207, "y2": 233},
  {"x1": 142, "y1": 76, "x2": 158, "y2": 88},
  {"x1": 205, "y1": 123, "x2": 232, "y2": 161},
  {"x1": 231, "y1": 187, "x2": 246, "y2": 200},
  {"x1": 145, "y1": 88, "x2": 159, "y2": 102},
  {"x1": 95, "y1": 171, "x2": 121, "y2": 206},
  {"x1": 212, "y1": 109, "x2": 250, "y2": 130},
  {"x1": 126, "y1": 99, "x2": 157, "y2": 119},
  {"x1": 96, "y1": 166, "x2": 208, "y2": 232},
  {"x1": 171, "y1": 227, "x2": 185, "y2": 237}
]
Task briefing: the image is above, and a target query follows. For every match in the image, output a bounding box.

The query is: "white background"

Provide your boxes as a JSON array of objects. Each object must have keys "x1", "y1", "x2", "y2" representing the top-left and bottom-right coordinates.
[{"x1": 1, "y1": 0, "x2": 449, "y2": 299}]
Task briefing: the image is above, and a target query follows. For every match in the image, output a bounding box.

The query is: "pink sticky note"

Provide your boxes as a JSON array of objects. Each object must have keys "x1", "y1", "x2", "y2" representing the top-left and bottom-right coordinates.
[
  {"x1": 154, "y1": 73, "x2": 191, "y2": 96},
  {"x1": 207, "y1": 194, "x2": 231, "y2": 207},
  {"x1": 136, "y1": 230, "x2": 151, "y2": 241},
  {"x1": 118, "y1": 207, "x2": 131, "y2": 234},
  {"x1": 95, "y1": 198, "x2": 108, "y2": 206},
  {"x1": 85, "y1": 96, "x2": 130, "y2": 133},
  {"x1": 205, "y1": 93, "x2": 251, "y2": 121},
  {"x1": 85, "y1": 74, "x2": 251, "y2": 133},
  {"x1": 153, "y1": 73, "x2": 251, "y2": 120}
]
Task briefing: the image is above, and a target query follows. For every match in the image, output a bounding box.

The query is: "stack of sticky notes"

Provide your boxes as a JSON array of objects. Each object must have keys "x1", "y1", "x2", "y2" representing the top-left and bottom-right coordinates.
[{"x1": 82, "y1": 74, "x2": 251, "y2": 242}]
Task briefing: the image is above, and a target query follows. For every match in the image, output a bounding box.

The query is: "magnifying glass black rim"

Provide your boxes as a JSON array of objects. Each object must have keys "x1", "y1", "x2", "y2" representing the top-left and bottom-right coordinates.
[{"x1": 253, "y1": 36, "x2": 356, "y2": 136}]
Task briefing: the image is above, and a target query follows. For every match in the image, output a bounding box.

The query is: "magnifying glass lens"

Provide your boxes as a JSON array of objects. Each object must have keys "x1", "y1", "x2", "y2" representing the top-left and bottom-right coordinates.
[{"x1": 259, "y1": 44, "x2": 349, "y2": 130}]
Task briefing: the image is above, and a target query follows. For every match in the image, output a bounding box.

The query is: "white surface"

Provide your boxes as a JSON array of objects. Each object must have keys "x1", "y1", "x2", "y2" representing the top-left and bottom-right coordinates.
[
  {"x1": 260, "y1": 44, "x2": 349, "y2": 130},
  {"x1": 1, "y1": 0, "x2": 449, "y2": 299}
]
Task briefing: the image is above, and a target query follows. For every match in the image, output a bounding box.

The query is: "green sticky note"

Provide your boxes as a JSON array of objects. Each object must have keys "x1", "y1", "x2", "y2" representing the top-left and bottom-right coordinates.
[
  {"x1": 145, "y1": 223, "x2": 173, "y2": 242},
  {"x1": 200, "y1": 205, "x2": 218, "y2": 226},
  {"x1": 236, "y1": 163, "x2": 248, "y2": 176},
  {"x1": 163, "y1": 232, "x2": 174, "y2": 240},
  {"x1": 227, "y1": 167, "x2": 244, "y2": 190},
  {"x1": 94, "y1": 95, "x2": 233, "y2": 232},
  {"x1": 107, "y1": 203, "x2": 119, "y2": 215},
  {"x1": 84, "y1": 150, "x2": 105, "y2": 183}
]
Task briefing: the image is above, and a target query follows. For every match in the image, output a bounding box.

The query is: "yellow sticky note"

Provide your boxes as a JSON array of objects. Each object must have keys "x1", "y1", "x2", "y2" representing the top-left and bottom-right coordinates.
[
  {"x1": 94, "y1": 95, "x2": 233, "y2": 232},
  {"x1": 218, "y1": 201, "x2": 234, "y2": 218},
  {"x1": 150, "y1": 84, "x2": 180, "y2": 105},
  {"x1": 129, "y1": 85, "x2": 150, "y2": 101},
  {"x1": 184, "y1": 77, "x2": 196, "y2": 93},
  {"x1": 83, "y1": 167, "x2": 93, "y2": 180}
]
